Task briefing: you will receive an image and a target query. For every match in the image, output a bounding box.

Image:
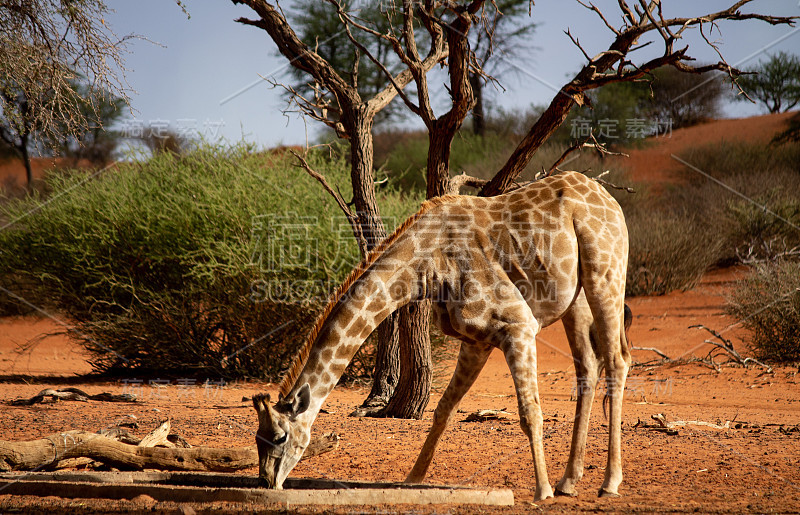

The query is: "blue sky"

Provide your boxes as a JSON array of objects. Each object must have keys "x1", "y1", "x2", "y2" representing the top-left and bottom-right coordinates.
[{"x1": 107, "y1": 1, "x2": 800, "y2": 149}]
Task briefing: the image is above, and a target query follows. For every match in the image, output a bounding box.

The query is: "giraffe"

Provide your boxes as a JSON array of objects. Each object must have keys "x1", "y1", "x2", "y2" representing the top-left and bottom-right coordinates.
[{"x1": 253, "y1": 170, "x2": 630, "y2": 501}]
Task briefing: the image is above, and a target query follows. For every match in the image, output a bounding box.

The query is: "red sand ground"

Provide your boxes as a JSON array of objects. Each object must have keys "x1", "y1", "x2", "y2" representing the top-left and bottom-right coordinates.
[{"x1": 1, "y1": 113, "x2": 798, "y2": 513}]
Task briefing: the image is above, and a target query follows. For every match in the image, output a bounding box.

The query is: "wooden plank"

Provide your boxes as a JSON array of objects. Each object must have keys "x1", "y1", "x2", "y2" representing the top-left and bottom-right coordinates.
[{"x1": 0, "y1": 472, "x2": 514, "y2": 506}]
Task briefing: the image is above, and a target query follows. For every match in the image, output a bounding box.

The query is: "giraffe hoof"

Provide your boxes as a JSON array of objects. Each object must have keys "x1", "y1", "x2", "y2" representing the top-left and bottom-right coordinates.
[
  {"x1": 555, "y1": 488, "x2": 578, "y2": 497},
  {"x1": 597, "y1": 488, "x2": 620, "y2": 498}
]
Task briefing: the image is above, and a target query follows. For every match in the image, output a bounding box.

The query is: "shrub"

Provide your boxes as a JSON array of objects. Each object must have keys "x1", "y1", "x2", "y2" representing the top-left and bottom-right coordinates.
[
  {"x1": 727, "y1": 261, "x2": 800, "y2": 363},
  {"x1": 625, "y1": 206, "x2": 722, "y2": 296},
  {"x1": 0, "y1": 144, "x2": 423, "y2": 379},
  {"x1": 676, "y1": 140, "x2": 800, "y2": 182},
  {"x1": 670, "y1": 141, "x2": 800, "y2": 264}
]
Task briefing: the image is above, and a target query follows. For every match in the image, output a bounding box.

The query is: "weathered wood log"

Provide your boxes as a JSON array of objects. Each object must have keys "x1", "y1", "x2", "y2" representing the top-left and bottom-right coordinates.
[
  {"x1": 137, "y1": 419, "x2": 171, "y2": 448},
  {"x1": 0, "y1": 431, "x2": 339, "y2": 472},
  {"x1": 9, "y1": 388, "x2": 137, "y2": 406}
]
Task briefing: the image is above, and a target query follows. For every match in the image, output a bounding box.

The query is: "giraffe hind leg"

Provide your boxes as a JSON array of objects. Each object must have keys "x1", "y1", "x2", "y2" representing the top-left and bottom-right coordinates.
[
  {"x1": 580, "y1": 282, "x2": 629, "y2": 497},
  {"x1": 555, "y1": 290, "x2": 602, "y2": 497},
  {"x1": 496, "y1": 320, "x2": 555, "y2": 502},
  {"x1": 406, "y1": 341, "x2": 492, "y2": 483}
]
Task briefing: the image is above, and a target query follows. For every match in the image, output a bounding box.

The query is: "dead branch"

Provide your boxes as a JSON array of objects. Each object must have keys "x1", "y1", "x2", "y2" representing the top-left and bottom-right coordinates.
[
  {"x1": 461, "y1": 408, "x2": 513, "y2": 422},
  {"x1": 289, "y1": 150, "x2": 368, "y2": 256},
  {"x1": 593, "y1": 171, "x2": 636, "y2": 194},
  {"x1": 631, "y1": 346, "x2": 720, "y2": 371},
  {"x1": 10, "y1": 388, "x2": 137, "y2": 406},
  {"x1": 641, "y1": 413, "x2": 731, "y2": 431},
  {"x1": 632, "y1": 415, "x2": 679, "y2": 435},
  {"x1": 689, "y1": 324, "x2": 773, "y2": 373},
  {"x1": 447, "y1": 172, "x2": 488, "y2": 194},
  {"x1": 632, "y1": 326, "x2": 773, "y2": 373},
  {"x1": 0, "y1": 428, "x2": 339, "y2": 473},
  {"x1": 137, "y1": 420, "x2": 172, "y2": 448},
  {"x1": 479, "y1": 1, "x2": 798, "y2": 196},
  {"x1": 547, "y1": 136, "x2": 591, "y2": 176},
  {"x1": 632, "y1": 346, "x2": 670, "y2": 361},
  {"x1": 547, "y1": 132, "x2": 630, "y2": 177}
]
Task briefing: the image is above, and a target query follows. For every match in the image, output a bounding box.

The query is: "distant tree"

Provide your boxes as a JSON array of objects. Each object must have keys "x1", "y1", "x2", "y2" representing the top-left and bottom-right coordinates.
[
  {"x1": 644, "y1": 67, "x2": 723, "y2": 129},
  {"x1": 737, "y1": 52, "x2": 800, "y2": 113},
  {"x1": 136, "y1": 125, "x2": 194, "y2": 156},
  {"x1": 0, "y1": 0, "x2": 130, "y2": 187},
  {"x1": 562, "y1": 79, "x2": 650, "y2": 146},
  {"x1": 0, "y1": 86, "x2": 36, "y2": 186},
  {"x1": 563, "y1": 66, "x2": 724, "y2": 146},
  {"x1": 48, "y1": 83, "x2": 127, "y2": 166},
  {"x1": 469, "y1": 0, "x2": 536, "y2": 136}
]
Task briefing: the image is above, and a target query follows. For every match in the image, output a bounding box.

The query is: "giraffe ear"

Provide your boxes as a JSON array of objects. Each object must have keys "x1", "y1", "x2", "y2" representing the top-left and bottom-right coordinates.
[{"x1": 291, "y1": 383, "x2": 311, "y2": 416}]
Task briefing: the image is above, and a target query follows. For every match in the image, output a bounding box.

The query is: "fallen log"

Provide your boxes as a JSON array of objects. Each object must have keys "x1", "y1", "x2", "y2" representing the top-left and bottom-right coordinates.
[
  {"x1": 0, "y1": 431, "x2": 339, "y2": 473},
  {"x1": 9, "y1": 388, "x2": 136, "y2": 406}
]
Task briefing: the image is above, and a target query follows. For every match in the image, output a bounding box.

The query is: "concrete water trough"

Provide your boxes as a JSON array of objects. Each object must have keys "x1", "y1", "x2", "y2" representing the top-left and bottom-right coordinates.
[{"x1": 0, "y1": 471, "x2": 514, "y2": 506}]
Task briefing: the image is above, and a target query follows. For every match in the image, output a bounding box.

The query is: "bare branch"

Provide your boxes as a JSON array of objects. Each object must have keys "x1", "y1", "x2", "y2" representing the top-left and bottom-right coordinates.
[
  {"x1": 689, "y1": 324, "x2": 773, "y2": 373},
  {"x1": 233, "y1": 0, "x2": 357, "y2": 106},
  {"x1": 576, "y1": 1, "x2": 621, "y2": 36},
  {"x1": 565, "y1": 28, "x2": 593, "y2": 63},
  {"x1": 632, "y1": 346, "x2": 672, "y2": 361},
  {"x1": 593, "y1": 171, "x2": 636, "y2": 194},
  {"x1": 266, "y1": 78, "x2": 347, "y2": 138},
  {"x1": 326, "y1": 0, "x2": 424, "y2": 117},
  {"x1": 547, "y1": 133, "x2": 592, "y2": 175},
  {"x1": 480, "y1": 0, "x2": 797, "y2": 196},
  {"x1": 447, "y1": 172, "x2": 488, "y2": 194},
  {"x1": 289, "y1": 150, "x2": 368, "y2": 255}
]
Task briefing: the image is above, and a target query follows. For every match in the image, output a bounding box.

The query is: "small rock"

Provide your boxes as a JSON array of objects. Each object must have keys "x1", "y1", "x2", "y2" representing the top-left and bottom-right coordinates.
[{"x1": 131, "y1": 494, "x2": 156, "y2": 504}]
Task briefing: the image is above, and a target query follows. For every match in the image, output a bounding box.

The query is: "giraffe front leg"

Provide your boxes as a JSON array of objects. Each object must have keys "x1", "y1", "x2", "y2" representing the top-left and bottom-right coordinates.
[
  {"x1": 501, "y1": 324, "x2": 554, "y2": 502},
  {"x1": 406, "y1": 342, "x2": 492, "y2": 483}
]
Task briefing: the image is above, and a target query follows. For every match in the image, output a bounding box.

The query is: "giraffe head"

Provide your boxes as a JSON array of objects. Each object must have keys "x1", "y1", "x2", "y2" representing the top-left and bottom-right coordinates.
[{"x1": 252, "y1": 385, "x2": 311, "y2": 489}]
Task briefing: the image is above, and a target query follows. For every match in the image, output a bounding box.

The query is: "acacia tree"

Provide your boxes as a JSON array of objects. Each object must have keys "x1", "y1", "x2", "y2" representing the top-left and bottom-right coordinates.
[
  {"x1": 233, "y1": 0, "x2": 463, "y2": 418},
  {"x1": 329, "y1": 0, "x2": 490, "y2": 417},
  {"x1": 232, "y1": 0, "x2": 796, "y2": 418},
  {"x1": 479, "y1": 1, "x2": 797, "y2": 196},
  {"x1": 0, "y1": 0, "x2": 130, "y2": 187},
  {"x1": 644, "y1": 67, "x2": 723, "y2": 129},
  {"x1": 736, "y1": 51, "x2": 800, "y2": 113},
  {"x1": 46, "y1": 83, "x2": 127, "y2": 166}
]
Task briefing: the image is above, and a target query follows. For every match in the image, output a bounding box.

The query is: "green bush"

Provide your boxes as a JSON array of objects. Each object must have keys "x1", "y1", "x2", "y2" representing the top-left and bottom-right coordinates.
[
  {"x1": 727, "y1": 261, "x2": 800, "y2": 363},
  {"x1": 0, "y1": 144, "x2": 423, "y2": 379}
]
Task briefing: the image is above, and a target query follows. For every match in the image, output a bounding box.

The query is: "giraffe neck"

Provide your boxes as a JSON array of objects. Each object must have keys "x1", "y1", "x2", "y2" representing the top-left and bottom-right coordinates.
[{"x1": 286, "y1": 234, "x2": 424, "y2": 422}]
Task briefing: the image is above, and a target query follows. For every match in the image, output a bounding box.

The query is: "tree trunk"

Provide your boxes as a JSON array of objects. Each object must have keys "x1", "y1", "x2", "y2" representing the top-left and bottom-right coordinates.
[
  {"x1": 469, "y1": 72, "x2": 485, "y2": 137},
  {"x1": 19, "y1": 133, "x2": 32, "y2": 189},
  {"x1": 375, "y1": 15, "x2": 477, "y2": 417},
  {"x1": 377, "y1": 301, "x2": 432, "y2": 419},
  {"x1": 375, "y1": 123, "x2": 453, "y2": 419},
  {"x1": 361, "y1": 311, "x2": 399, "y2": 408},
  {"x1": 344, "y1": 107, "x2": 403, "y2": 410}
]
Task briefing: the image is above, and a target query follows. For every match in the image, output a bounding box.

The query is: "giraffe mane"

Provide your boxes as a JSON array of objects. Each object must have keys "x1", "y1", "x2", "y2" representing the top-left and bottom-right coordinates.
[{"x1": 278, "y1": 194, "x2": 459, "y2": 396}]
